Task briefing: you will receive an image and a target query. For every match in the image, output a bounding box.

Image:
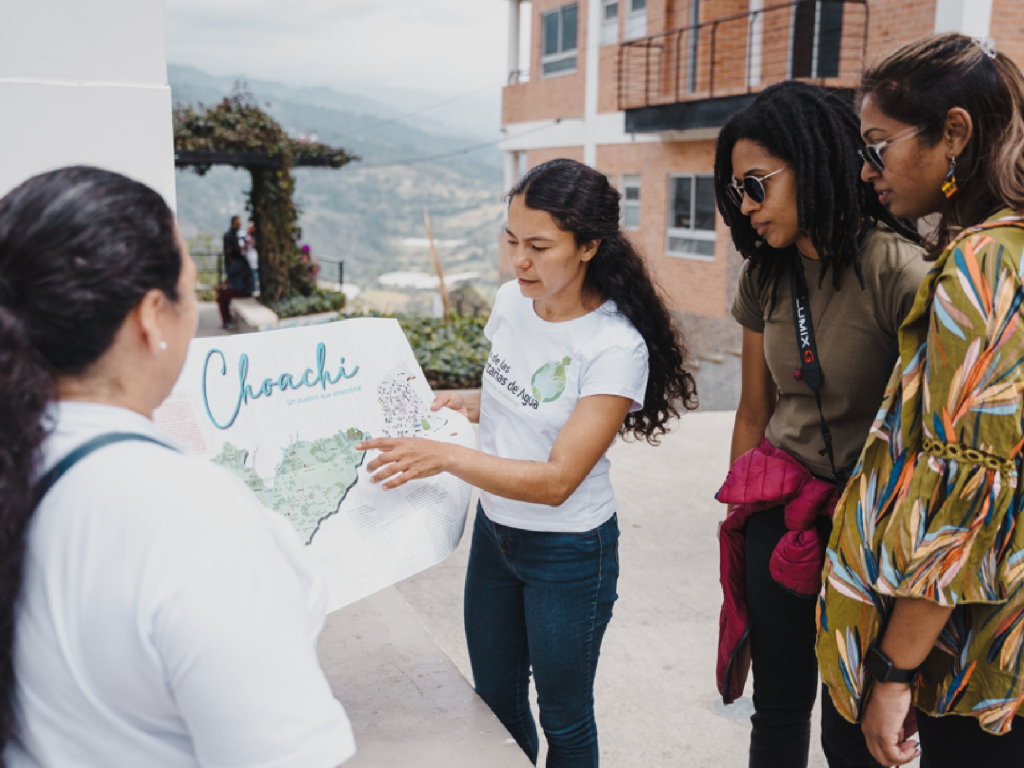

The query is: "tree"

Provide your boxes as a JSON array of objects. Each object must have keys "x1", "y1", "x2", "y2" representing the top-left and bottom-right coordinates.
[{"x1": 173, "y1": 88, "x2": 356, "y2": 302}]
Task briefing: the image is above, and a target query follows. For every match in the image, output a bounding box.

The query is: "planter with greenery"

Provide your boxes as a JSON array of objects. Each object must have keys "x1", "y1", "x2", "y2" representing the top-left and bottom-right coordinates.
[
  {"x1": 342, "y1": 313, "x2": 489, "y2": 389},
  {"x1": 269, "y1": 290, "x2": 347, "y2": 320}
]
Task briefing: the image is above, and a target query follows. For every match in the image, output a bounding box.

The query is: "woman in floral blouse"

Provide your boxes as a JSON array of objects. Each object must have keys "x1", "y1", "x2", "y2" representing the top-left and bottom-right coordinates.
[{"x1": 817, "y1": 34, "x2": 1024, "y2": 767}]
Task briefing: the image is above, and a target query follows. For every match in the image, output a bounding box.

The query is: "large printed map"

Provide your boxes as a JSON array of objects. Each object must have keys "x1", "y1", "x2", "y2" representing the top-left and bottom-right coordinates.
[
  {"x1": 212, "y1": 428, "x2": 366, "y2": 545},
  {"x1": 154, "y1": 319, "x2": 474, "y2": 611}
]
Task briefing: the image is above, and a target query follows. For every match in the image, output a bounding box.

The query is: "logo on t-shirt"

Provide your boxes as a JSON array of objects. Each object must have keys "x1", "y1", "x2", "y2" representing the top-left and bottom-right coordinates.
[{"x1": 531, "y1": 357, "x2": 572, "y2": 403}]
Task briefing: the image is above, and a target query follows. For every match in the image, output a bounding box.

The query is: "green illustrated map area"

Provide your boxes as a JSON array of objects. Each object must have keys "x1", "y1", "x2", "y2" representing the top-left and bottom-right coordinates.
[{"x1": 213, "y1": 427, "x2": 368, "y2": 545}]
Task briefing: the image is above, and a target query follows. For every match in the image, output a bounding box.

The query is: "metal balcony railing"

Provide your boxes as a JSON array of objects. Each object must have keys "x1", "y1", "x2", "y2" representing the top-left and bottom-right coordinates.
[{"x1": 617, "y1": 0, "x2": 869, "y2": 112}]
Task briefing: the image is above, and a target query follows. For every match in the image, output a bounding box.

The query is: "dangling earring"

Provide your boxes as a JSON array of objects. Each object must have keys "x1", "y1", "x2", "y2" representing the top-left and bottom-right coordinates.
[{"x1": 942, "y1": 155, "x2": 958, "y2": 198}]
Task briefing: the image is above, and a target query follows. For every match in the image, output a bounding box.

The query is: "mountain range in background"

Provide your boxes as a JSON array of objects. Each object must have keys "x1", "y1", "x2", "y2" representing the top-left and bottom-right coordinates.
[{"x1": 169, "y1": 63, "x2": 506, "y2": 305}]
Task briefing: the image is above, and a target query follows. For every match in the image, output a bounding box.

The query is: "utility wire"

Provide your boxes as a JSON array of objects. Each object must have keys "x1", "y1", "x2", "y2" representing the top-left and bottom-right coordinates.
[
  {"x1": 331, "y1": 81, "x2": 509, "y2": 141},
  {"x1": 329, "y1": 4, "x2": 685, "y2": 143},
  {"x1": 344, "y1": 119, "x2": 562, "y2": 171}
]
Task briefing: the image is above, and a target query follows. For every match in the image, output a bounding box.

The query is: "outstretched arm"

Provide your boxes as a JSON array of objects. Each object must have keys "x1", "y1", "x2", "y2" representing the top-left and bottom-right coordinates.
[{"x1": 357, "y1": 394, "x2": 634, "y2": 505}]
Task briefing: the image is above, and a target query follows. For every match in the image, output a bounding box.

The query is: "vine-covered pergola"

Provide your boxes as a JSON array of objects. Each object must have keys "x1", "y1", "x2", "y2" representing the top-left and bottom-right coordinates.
[{"x1": 173, "y1": 90, "x2": 356, "y2": 302}]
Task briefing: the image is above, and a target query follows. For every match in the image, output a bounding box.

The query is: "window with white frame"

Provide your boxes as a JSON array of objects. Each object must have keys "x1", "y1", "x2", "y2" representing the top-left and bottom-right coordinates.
[
  {"x1": 625, "y1": 0, "x2": 646, "y2": 40},
  {"x1": 666, "y1": 174, "x2": 716, "y2": 258},
  {"x1": 601, "y1": 0, "x2": 618, "y2": 45},
  {"x1": 621, "y1": 174, "x2": 640, "y2": 230},
  {"x1": 542, "y1": 4, "x2": 578, "y2": 77}
]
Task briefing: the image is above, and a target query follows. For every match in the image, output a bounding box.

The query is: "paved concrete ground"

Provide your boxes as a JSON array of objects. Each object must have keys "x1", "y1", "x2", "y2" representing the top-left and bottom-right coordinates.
[
  {"x1": 321, "y1": 587, "x2": 533, "y2": 767},
  {"x1": 196, "y1": 300, "x2": 236, "y2": 338},
  {"x1": 398, "y1": 411, "x2": 853, "y2": 768}
]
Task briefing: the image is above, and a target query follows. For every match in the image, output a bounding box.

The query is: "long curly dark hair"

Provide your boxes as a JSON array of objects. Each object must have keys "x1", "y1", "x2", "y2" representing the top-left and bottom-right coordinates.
[
  {"x1": 0, "y1": 166, "x2": 181, "y2": 749},
  {"x1": 713, "y1": 81, "x2": 920, "y2": 305},
  {"x1": 509, "y1": 159, "x2": 698, "y2": 443}
]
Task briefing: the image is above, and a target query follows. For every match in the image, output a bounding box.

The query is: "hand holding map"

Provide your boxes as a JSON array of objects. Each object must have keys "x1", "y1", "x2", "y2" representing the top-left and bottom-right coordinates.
[
  {"x1": 358, "y1": 435, "x2": 457, "y2": 490},
  {"x1": 154, "y1": 318, "x2": 476, "y2": 612}
]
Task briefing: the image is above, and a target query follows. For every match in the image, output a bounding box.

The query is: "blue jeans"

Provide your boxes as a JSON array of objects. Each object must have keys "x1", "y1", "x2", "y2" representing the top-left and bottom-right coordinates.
[{"x1": 464, "y1": 503, "x2": 619, "y2": 768}]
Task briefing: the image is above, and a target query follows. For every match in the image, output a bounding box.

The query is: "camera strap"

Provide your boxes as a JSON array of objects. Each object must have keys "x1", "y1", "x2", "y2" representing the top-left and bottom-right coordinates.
[{"x1": 788, "y1": 255, "x2": 838, "y2": 482}]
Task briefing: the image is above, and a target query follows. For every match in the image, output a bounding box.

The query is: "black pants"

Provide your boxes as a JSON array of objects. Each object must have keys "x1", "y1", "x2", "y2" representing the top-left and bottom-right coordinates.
[
  {"x1": 746, "y1": 507, "x2": 881, "y2": 768},
  {"x1": 917, "y1": 710, "x2": 1024, "y2": 767}
]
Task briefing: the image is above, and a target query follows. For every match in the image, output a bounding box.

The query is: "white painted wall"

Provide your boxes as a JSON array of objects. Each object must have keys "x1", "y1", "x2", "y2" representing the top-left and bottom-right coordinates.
[
  {"x1": 934, "y1": 0, "x2": 993, "y2": 37},
  {"x1": 0, "y1": 0, "x2": 176, "y2": 208}
]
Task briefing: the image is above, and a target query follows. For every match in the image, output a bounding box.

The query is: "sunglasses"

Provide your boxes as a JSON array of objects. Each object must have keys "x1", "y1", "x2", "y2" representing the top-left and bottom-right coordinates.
[
  {"x1": 857, "y1": 125, "x2": 924, "y2": 172},
  {"x1": 727, "y1": 166, "x2": 790, "y2": 207}
]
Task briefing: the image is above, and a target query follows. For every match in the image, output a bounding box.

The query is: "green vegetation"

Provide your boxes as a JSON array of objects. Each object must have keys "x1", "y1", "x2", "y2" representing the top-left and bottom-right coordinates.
[
  {"x1": 174, "y1": 88, "x2": 355, "y2": 302},
  {"x1": 399, "y1": 314, "x2": 489, "y2": 389},
  {"x1": 346, "y1": 313, "x2": 489, "y2": 389},
  {"x1": 270, "y1": 289, "x2": 347, "y2": 319}
]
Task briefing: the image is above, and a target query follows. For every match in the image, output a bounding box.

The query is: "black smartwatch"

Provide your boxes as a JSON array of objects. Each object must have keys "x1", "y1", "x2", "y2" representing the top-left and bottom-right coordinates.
[{"x1": 864, "y1": 645, "x2": 918, "y2": 684}]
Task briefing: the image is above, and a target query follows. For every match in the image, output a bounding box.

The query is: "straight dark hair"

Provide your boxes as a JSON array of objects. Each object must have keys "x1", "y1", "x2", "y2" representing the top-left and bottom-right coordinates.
[
  {"x1": 861, "y1": 33, "x2": 1024, "y2": 257},
  {"x1": 509, "y1": 159, "x2": 698, "y2": 442},
  {"x1": 713, "y1": 81, "x2": 920, "y2": 304},
  {"x1": 0, "y1": 166, "x2": 181, "y2": 749}
]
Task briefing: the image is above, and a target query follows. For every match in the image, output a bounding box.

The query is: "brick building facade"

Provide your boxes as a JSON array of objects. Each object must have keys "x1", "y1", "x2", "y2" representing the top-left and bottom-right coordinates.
[{"x1": 498, "y1": 0, "x2": 1023, "y2": 405}]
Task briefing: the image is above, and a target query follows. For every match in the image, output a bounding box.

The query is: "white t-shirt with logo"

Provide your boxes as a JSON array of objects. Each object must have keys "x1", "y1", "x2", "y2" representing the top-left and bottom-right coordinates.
[
  {"x1": 479, "y1": 281, "x2": 649, "y2": 532},
  {"x1": 6, "y1": 402, "x2": 356, "y2": 768}
]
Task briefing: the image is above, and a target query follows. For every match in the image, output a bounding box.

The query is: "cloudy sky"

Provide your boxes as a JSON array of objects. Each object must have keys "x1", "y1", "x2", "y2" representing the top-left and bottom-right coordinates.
[{"x1": 164, "y1": 0, "x2": 511, "y2": 98}]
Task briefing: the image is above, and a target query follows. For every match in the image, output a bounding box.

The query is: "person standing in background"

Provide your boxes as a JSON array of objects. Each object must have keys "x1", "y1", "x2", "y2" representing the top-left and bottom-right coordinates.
[
  {"x1": 215, "y1": 215, "x2": 254, "y2": 330},
  {"x1": 243, "y1": 222, "x2": 258, "y2": 284}
]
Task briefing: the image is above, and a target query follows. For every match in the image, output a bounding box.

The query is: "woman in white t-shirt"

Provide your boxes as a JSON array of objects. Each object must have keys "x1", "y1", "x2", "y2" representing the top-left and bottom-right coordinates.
[
  {"x1": 357, "y1": 159, "x2": 698, "y2": 767},
  {"x1": 0, "y1": 166, "x2": 355, "y2": 768}
]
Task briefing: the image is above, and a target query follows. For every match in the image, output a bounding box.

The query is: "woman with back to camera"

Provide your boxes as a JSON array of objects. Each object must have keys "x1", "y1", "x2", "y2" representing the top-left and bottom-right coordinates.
[
  {"x1": 356, "y1": 159, "x2": 697, "y2": 767},
  {"x1": 0, "y1": 166, "x2": 355, "y2": 767},
  {"x1": 818, "y1": 33, "x2": 1024, "y2": 767},
  {"x1": 713, "y1": 80, "x2": 929, "y2": 767}
]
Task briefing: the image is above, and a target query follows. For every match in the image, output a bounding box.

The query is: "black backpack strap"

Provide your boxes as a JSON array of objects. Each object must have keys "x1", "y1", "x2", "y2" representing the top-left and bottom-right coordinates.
[{"x1": 33, "y1": 432, "x2": 176, "y2": 508}]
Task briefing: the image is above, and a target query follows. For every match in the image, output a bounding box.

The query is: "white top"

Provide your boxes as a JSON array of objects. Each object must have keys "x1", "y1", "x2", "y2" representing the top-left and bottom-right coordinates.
[
  {"x1": 5, "y1": 402, "x2": 356, "y2": 768},
  {"x1": 479, "y1": 281, "x2": 649, "y2": 532}
]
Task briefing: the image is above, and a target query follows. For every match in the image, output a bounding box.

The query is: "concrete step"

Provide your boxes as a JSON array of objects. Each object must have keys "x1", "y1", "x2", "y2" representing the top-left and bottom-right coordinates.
[
  {"x1": 232, "y1": 297, "x2": 278, "y2": 332},
  {"x1": 321, "y1": 587, "x2": 532, "y2": 767},
  {"x1": 231, "y1": 297, "x2": 341, "y2": 333}
]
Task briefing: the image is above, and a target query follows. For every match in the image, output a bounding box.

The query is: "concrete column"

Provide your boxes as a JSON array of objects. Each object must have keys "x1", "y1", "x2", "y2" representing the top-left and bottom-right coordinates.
[
  {"x1": 508, "y1": 0, "x2": 521, "y2": 83},
  {"x1": 934, "y1": 0, "x2": 993, "y2": 36},
  {"x1": 584, "y1": 0, "x2": 602, "y2": 167},
  {"x1": 504, "y1": 150, "x2": 520, "y2": 192},
  {"x1": 0, "y1": 0, "x2": 176, "y2": 208},
  {"x1": 748, "y1": 0, "x2": 764, "y2": 88}
]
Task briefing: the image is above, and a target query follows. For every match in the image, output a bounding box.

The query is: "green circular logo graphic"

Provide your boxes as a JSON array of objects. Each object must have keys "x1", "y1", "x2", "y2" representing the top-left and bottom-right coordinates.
[{"x1": 531, "y1": 356, "x2": 572, "y2": 403}]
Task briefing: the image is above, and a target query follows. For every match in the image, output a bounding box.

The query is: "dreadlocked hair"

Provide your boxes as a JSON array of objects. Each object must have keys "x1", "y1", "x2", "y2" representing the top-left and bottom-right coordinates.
[
  {"x1": 713, "y1": 80, "x2": 920, "y2": 307},
  {"x1": 509, "y1": 159, "x2": 698, "y2": 443}
]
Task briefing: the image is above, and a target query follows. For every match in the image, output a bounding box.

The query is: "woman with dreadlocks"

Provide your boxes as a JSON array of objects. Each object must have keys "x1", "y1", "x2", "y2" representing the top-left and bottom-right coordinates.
[{"x1": 712, "y1": 80, "x2": 928, "y2": 767}]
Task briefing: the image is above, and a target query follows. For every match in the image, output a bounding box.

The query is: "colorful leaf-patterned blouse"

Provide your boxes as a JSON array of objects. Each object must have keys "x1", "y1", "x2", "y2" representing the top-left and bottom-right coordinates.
[{"x1": 817, "y1": 211, "x2": 1024, "y2": 735}]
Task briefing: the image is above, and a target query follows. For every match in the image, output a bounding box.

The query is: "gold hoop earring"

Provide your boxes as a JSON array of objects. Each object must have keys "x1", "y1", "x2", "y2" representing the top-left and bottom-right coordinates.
[{"x1": 942, "y1": 155, "x2": 958, "y2": 198}]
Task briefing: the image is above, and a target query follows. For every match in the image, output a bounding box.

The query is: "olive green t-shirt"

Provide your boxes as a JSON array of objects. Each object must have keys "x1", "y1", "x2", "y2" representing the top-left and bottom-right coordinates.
[{"x1": 731, "y1": 225, "x2": 929, "y2": 477}]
